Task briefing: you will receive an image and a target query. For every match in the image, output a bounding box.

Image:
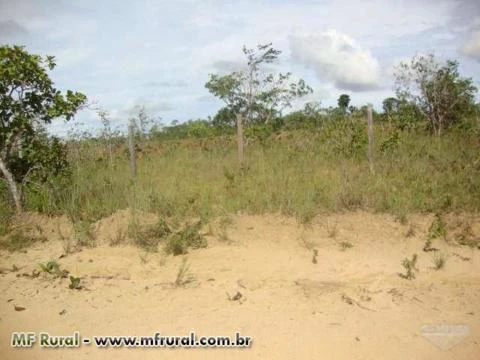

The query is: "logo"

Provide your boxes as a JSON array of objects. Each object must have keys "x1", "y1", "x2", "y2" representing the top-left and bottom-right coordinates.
[{"x1": 421, "y1": 324, "x2": 470, "y2": 351}]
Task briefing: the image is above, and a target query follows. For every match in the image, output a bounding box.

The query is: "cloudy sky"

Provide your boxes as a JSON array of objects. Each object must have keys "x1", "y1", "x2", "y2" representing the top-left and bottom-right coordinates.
[{"x1": 1, "y1": 0, "x2": 479, "y2": 136}]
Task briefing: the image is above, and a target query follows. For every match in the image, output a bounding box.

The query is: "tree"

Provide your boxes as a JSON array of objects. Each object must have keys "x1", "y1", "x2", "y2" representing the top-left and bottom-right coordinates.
[
  {"x1": 205, "y1": 43, "x2": 312, "y2": 164},
  {"x1": 129, "y1": 105, "x2": 155, "y2": 139},
  {"x1": 0, "y1": 45, "x2": 87, "y2": 213},
  {"x1": 337, "y1": 94, "x2": 351, "y2": 113},
  {"x1": 394, "y1": 53, "x2": 477, "y2": 135},
  {"x1": 212, "y1": 106, "x2": 236, "y2": 128},
  {"x1": 382, "y1": 97, "x2": 401, "y2": 114}
]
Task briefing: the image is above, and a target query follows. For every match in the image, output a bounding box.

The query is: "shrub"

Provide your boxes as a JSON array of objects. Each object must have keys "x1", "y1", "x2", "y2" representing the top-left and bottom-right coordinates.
[{"x1": 165, "y1": 221, "x2": 207, "y2": 255}]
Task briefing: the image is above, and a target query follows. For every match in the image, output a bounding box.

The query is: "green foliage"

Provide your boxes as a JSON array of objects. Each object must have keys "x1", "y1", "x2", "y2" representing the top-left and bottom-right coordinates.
[
  {"x1": 380, "y1": 130, "x2": 400, "y2": 154},
  {"x1": 428, "y1": 214, "x2": 447, "y2": 239},
  {"x1": 455, "y1": 222, "x2": 480, "y2": 249},
  {"x1": 382, "y1": 97, "x2": 401, "y2": 114},
  {"x1": 400, "y1": 254, "x2": 418, "y2": 280},
  {"x1": 394, "y1": 53, "x2": 477, "y2": 135},
  {"x1": 68, "y1": 276, "x2": 81, "y2": 290},
  {"x1": 128, "y1": 217, "x2": 171, "y2": 252},
  {"x1": 213, "y1": 107, "x2": 236, "y2": 128},
  {"x1": 205, "y1": 43, "x2": 312, "y2": 125},
  {"x1": 165, "y1": 221, "x2": 207, "y2": 256},
  {"x1": 282, "y1": 106, "x2": 323, "y2": 130},
  {"x1": 0, "y1": 45, "x2": 87, "y2": 212},
  {"x1": 7, "y1": 128, "x2": 70, "y2": 183},
  {"x1": 323, "y1": 120, "x2": 367, "y2": 158},
  {"x1": 18, "y1": 117, "x2": 480, "y2": 226},
  {"x1": 39, "y1": 260, "x2": 60, "y2": 274},
  {"x1": 337, "y1": 94, "x2": 351, "y2": 113}
]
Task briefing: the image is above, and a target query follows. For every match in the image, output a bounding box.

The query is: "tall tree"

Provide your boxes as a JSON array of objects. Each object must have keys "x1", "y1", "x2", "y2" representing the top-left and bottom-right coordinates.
[
  {"x1": 205, "y1": 43, "x2": 312, "y2": 164},
  {"x1": 382, "y1": 97, "x2": 401, "y2": 114},
  {"x1": 0, "y1": 45, "x2": 86, "y2": 213},
  {"x1": 337, "y1": 94, "x2": 351, "y2": 113},
  {"x1": 394, "y1": 53, "x2": 477, "y2": 135}
]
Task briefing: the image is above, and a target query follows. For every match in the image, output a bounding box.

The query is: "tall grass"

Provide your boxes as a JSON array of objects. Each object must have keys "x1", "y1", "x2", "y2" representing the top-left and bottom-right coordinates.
[{"x1": 4, "y1": 121, "x2": 480, "y2": 223}]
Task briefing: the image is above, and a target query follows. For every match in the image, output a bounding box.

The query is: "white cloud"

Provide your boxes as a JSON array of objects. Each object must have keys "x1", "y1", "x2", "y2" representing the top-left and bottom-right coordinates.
[{"x1": 289, "y1": 30, "x2": 382, "y2": 92}]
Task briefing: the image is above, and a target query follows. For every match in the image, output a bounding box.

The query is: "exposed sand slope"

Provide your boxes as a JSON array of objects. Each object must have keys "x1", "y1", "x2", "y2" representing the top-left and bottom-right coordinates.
[{"x1": 0, "y1": 212, "x2": 479, "y2": 359}]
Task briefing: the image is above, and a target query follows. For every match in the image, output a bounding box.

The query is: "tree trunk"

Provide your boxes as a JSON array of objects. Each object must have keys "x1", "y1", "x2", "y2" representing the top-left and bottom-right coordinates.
[
  {"x1": 236, "y1": 113, "x2": 245, "y2": 166},
  {"x1": 0, "y1": 157, "x2": 22, "y2": 214}
]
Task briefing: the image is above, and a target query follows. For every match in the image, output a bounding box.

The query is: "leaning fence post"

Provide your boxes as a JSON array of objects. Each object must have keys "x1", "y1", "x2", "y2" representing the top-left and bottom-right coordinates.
[
  {"x1": 367, "y1": 104, "x2": 375, "y2": 175},
  {"x1": 128, "y1": 124, "x2": 137, "y2": 178}
]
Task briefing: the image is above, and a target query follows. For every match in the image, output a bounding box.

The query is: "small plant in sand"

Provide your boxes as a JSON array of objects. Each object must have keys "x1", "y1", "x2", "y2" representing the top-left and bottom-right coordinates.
[
  {"x1": 432, "y1": 252, "x2": 447, "y2": 270},
  {"x1": 399, "y1": 254, "x2": 418, "y2": 280},
  {"x1": 339, "y1": 241, "x2": 353, "y2": 251},
  {"x1": 165, "y1": 221, "x2": 207, "y2": 255},
  {"x1": 428, "y1": 214, "x2": 447, "y2": 240},
  {"x1": 128, "y1": 217, "x2": 171, "y2": 252},
  {"x1": 455, "y1": 222, "x2": 480, "y2": 249},
  {"x1": 423, "y1": 238, "x2": 438, "y2": 252},
  {"x1": 68, "y1": 276, "x2": 82, "y2": 290},
  {"x1": 312, "y1": 249, "x2": 318, "y2": 264},
  {"x1": 39, "y1": 260, "x2": 60, "y2": 274},
  {"x1": 39, "y1": 260, "x2": 69, "y2": 278},
  {"x1": 174, "y1": 258, "x2": 195, "y2": 287}
]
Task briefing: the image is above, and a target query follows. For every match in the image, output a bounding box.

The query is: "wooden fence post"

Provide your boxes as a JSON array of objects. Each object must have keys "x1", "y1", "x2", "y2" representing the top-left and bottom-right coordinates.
[
  {"x1": 236, "y1": 113, "x2": 245, "y2": 166},
  {"x1": 367, "y1": 104, "x2": 375, "y2": 175},
  {"x1": 128, "y1": 124, "x2": 137, "y2": 178}
]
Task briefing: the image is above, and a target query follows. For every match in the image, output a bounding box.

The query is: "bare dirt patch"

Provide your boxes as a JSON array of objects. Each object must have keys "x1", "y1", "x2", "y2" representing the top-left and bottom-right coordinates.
[{"x1": 0, "y1": 211, "x2": 479, "y2": 359}]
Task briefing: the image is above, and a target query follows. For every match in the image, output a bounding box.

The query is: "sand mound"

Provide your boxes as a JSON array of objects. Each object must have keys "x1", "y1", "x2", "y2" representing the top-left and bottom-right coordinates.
[
  {"x1": 8, "y1": 212, "x2": 74, "y2": 242},
  {"x1": 91, "y1": 209, "x2": 159, "y2": 246}
]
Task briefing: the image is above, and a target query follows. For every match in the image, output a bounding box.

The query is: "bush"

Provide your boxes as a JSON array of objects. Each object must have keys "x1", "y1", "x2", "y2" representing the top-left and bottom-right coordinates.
[{"x1": 165, "y1": 221, "x2": 207, "y2": 255}]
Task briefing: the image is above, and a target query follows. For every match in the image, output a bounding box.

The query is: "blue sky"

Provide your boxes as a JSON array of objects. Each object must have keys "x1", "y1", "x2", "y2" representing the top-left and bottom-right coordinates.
[{"x1": 1, "y1": 0, "x2": 479, "y2": 136}]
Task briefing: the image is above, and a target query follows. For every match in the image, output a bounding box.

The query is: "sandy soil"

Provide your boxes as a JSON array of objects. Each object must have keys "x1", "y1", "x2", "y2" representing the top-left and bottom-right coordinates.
[{"x1": 0, "y1": 211, "x2": 479, "y2": 359}]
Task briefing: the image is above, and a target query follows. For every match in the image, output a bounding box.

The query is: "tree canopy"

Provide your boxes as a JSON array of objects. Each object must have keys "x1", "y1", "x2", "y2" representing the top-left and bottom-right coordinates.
[
  {"x1": 0, "y1": 45, "x2": 87, "y2": 212},
  {"x1": 337, "y1": 94, "x2": 351, "y2": 113},
  {"x1": 394, "y1": 53, "x2": 477, "y2": 135},
  {"x1": 205, "y1": 43, "x2": 313, "y2": 125}
]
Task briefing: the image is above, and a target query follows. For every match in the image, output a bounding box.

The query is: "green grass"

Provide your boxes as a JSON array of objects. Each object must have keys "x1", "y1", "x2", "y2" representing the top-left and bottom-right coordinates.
[{"x1": 3, "y1": 124, "x2": 480, "y2": 225}]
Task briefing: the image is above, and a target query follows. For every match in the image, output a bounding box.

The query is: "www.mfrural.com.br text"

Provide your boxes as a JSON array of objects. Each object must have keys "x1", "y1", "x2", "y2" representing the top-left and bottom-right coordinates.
[{"x1": 11, "y1": 331, "x2": 252, "y2": 349}]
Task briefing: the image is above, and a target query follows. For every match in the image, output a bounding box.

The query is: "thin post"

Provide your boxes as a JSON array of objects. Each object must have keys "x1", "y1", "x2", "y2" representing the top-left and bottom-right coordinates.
[
  {"x1": 128, "y1": 124, "x2": 137, "y2": 178},
  {"x1": 236, "y1": 113, "x2": 245, "y2": 166},
  {"x1": 367, "y1": 104, "x2": 375, "y2": 175}
]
